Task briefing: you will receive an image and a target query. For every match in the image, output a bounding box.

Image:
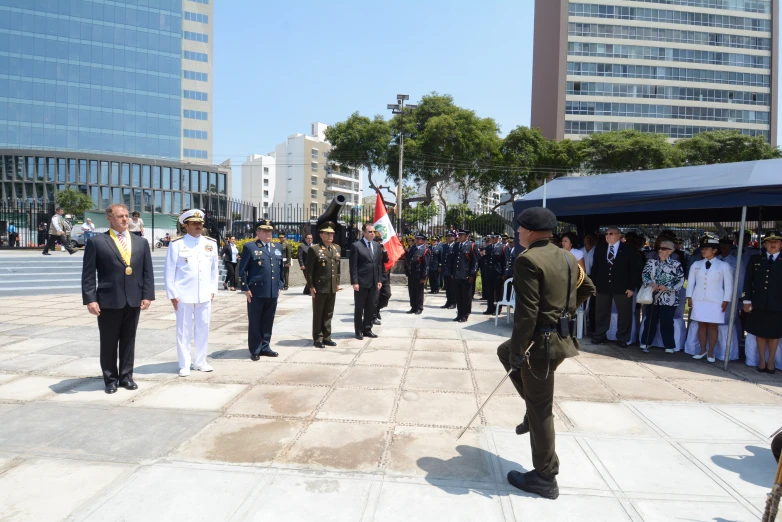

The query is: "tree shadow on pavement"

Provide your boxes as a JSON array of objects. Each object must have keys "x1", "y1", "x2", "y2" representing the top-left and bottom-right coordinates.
[{"x1": 711, "y1": 445, "x2": 774, "y2": 489}]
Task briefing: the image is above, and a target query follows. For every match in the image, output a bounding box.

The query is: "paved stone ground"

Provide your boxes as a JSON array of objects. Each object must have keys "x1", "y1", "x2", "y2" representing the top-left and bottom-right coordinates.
[{"x1": 0, "y1": 285, "x2": 779, "y2": 521}]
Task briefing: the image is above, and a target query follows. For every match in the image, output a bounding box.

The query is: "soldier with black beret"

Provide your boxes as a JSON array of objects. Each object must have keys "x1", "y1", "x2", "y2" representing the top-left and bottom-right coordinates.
[{"x1": 497, "y1": 206, "x2": 595, "y2": 499}]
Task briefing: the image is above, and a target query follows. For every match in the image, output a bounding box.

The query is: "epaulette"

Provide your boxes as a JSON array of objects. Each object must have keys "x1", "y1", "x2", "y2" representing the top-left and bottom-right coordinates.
[
  {"x1": 205, "y1": 236, "x2": 216, "y2": 242},
  {"x1": 576, "y1": 264, "x2": 585, "y2": 287}
]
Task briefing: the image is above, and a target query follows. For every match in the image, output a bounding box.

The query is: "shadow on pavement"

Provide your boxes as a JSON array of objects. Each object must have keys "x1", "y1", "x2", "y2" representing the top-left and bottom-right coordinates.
[
  {"x1": 49, "y1": 377, "x2": 92, "y2": 393},
  {"x1": 417, "y1": 445, "x2": 523, "y2": 497},
  {"x1": 711, "y1": 445, "x2": 774, "y2": 489},
  {"x1": 134, "y1": 361, "x2": 178, "y2": 374}
]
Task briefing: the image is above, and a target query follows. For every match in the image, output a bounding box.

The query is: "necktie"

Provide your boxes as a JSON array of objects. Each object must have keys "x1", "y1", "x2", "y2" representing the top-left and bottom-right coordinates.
[
  {"x1": 607, "y1": 246, "x2": 614, "y2": 266},
  {"x1": 705, "y1": 260, "x2": 712, "y2": 269},
  {"x1": 117, "y1": 232, "x2": 127, "y2": 255},
  {"x1": 769, "y1": 255, "x2": 775, "y2": 264}
]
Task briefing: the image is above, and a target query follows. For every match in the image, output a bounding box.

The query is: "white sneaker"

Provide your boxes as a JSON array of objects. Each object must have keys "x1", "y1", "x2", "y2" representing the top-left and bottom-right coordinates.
[
  {"x1": 707, "y1": 357, "x2": 716, "y2": 363},
  {"x1": 665, "y1": 349, "x2": 674, "y2": 354},
  {"x1": 179, "y1": 368, "x2": 191, "y2": 377},
  {"x1": 193, "y1": 363, "x2": 213, "y2": 372}
]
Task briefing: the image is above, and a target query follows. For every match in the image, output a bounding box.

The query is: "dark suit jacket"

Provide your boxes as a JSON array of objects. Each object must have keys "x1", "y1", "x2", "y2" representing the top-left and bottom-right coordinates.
[
  {"x1": 591, "y1": 241, "x2": 641, "y2": 294},
  {"x1": 298, "y1": 243, "x2": 311, "y2": 268},
  {"x1": 349, "y1": 239, "x2": 382, "y2": 287},
  {"x1": 82, "y1": 231, "x2": 155, "y2": 309}
]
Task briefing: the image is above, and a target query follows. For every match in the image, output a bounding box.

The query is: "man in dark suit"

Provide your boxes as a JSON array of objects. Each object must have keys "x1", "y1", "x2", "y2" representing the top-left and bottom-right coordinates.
[
  {"x1": 81, "y1": 203, "x2": 154, "y2": 394},
  {"x1": 591, "y1": 227, "x2": 641, "y2": 347},
  {"x1": 279, "y1": 233, "x2": 292, "y2": 291},
  {"x1": 428, "y1": 237, "x2": 443, "y2": 294},
  {"x1": 349, "y1": 223, "x2": 383, "y2": 340},
  {"x1": 298, "y1": 233, "x2": 314, "y2": 295}
]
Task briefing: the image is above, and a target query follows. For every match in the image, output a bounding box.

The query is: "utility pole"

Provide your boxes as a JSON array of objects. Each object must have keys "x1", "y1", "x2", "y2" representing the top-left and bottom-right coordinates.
[{"x1": 387, "y1": 94, "x2": 417, "y2": 235}]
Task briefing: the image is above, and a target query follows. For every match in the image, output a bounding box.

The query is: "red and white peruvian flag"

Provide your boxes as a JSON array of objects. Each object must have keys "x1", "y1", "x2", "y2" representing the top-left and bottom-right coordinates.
[{"x1": 373, "y1": 191, "x2": 405, "y2": 271}]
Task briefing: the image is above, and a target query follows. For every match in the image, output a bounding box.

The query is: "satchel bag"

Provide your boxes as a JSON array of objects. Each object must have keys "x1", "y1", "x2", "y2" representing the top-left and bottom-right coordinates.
[{"x1": 636, "y1": 262, "x2": 657, "y2": 305}]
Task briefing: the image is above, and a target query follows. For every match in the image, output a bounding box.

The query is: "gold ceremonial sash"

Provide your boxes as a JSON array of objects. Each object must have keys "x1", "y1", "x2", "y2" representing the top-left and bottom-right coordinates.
[{"x1": 109, "y1": 230, "x2": 132, "y2": 274}]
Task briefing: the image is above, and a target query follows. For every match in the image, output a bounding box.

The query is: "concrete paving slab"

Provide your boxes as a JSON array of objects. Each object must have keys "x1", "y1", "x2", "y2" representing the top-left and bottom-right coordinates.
[
  {"x1": 227, "y1": 384, "x2": 329, "y2": 417},
  {"x1": 600, "y1": 376, "x2": 695, "y2": 402},
  {"x1": 264, "y1": 364, "x2": 345, "y2": 386},
  {"x1": 396, "y1": 391, "x2": 478, "y2": 427},
  {"x1": 631, "y1": 403, "x2": 763, "y2": 441},
  {"x1": 0, "y1": 372, "x2": 20, "y2": 385},
  {"x1": 467, "y1": 352, "x2": 502, "y2": 371},
  {"x1": 413, "y1": 338, "x2": 463, "y2": 352},
  {"x1": 0, "y1": 403, "x2": 108, "y2": 449},
  {"x1": 0, "y1": 457, "x2": 131, "y2": 522},
  {"x1": 175, "y1": 417, "x2": 302, "y2": 464},
  {"x1": 131, "y1": 358, "x2": 181, "y2": 380},
  {"x1": 282, "y1": 421, "x2": 387, "y2": 472},
  {"x1": 0, "y1": 353, "x2": 78, "y2": 372},
  {"x1": 409, "y1": 351, "x2": 468, "y2": 369},
  {"x1": 559, "y1": 401, "x2": 657, "y2": 436},
  {"x1": 373, "y1": 482, "x2": 504, "y2": 522},
  {"x1": 508, "y1": 493, "x2": 632, "y2": 521},
  {"x1": 336, "y1": 366, "x2": 404, "y2": 389},
  {"x1": 354, "y1": 349, "x2": 410, "y2": 367},
  {"x1": 127, "y1": 382, "x2": 246, "y2": 411},
  {"x1": 0, "y1": 337, "x2": 70, "y2": 354},
  {"x1": 46, "y1": 379, "x2": 139, "y2": 405},
  {"x1": 554, "y1": 374, "x2": 616, "y2": 401},
  {"x1": 79, "y1": 464, "x2": 261, "y2": 522},
  {"x1": 42, "y1": 356, "x2": 102, "y2": 377},
  {"x1": 676, "y1": 379, "x2": 782, "y2": 404},
  {"x1": 0, "y1": 336, "x2": 26, "y2": 347},
  {"x1": 0, "y1": 375, "x2": 83, "y2": 401},
  {"x1": 386, "y1": 426, "x2": 494, "y2": 481},
  {"x1": 717, "y1": 405, "x2": 782, "y2": 438},
  {"x1": 639, "y1": 360, "x2": 736, "y2": 381},
  {"x1": 288, "y1": 347, "x2": 362, "y2": 365},
  {"x1": 586, "y1": 438, "x2": 726, "y2": 496},
  {"x1": 364, "y1": 337, "x2": 412, "y2": 350},
  {"x1": 379, "y1": 327, "x2": 416, "y2": 338},
  {"x1": 184, "y1": 360, "x2": 278, "y2": 384},
  {"x1": 316, "y1": 389, "x2": 396, "y2": 422},
  {"x1": 473, "y1": 370, "x2": 519, "y2": 396},
  {"x1": 465, "y1": 340, "x2": 501, "y2": 353},
  {"x1": 404, "y1": 368, "x2": 475, "y2": 393},
  {"x1": 630, "y1": 498, "x2": 758, "y2": 522},
  {"x1": 0, "y1": 403, "x2": 20, "y2": 417},
  {"x1": 680, "y1": 441, "x2": 775, "y2": 498},
  {"x1": 578, "y1": 358, "x2": 658, "y2": 378},
  {"x1": 480, "y1": 394, "x2": 526, "y2": 429},
  {"x1": 240, "y1": 474, "x2": 371, "y2": 522}
]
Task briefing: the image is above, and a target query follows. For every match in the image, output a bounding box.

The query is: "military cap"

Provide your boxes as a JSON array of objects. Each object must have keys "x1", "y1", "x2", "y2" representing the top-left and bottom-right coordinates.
[
  {"x1": 719, "y1": 236, "x2": 733, "y2": 245},
  {"x1": 319, "y1": 221, "x2": 336, "y2": 233},
  {"x1": 501, "y1": 233, "x2": 509, "y2": 240},
  {"x1": 255, "y1": 219, "x2": 274, "y2": 231},
  {"x1": 446, "y1": 230, "x2": 456, "y2": 238},
  {"x1": 700, "y1": 236, "x2": 720, "y2": 249},
  {"x1": 763, "y1": 231, "x2": 782, "y2": 242},
  {"x1": 414, "y1": 232, "x2": 426, "y2": 240},
  {"x1": 516, "y1": 207, "x2": 557, "y2": 231},
  {"x1": 179, "y1": 208, "x2": 205, "y2": 225},
  {"x1": 457, "y1": 229, "x2": 470, "y2": 236}
]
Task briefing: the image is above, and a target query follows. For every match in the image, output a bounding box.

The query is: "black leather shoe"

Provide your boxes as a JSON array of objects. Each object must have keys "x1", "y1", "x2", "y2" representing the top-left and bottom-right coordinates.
[
  {"x1": 458, "y1": 318, "x2": 467, "y2": 323},
  {"x1": 516, "y1": 414, "x2": 529, "y2": 435},
  {"x1": 616, "y1": 341, "x2": 629, "y2": 348},
  {"x1": 483, "y1": 310, "x2": 494, "y2": 315},
  {"x1": 769, "y1": 368, "x2": 777, "y2": 375},
  {"x1": 373, "y1": 318, "x2": 381, "y2": 325},
  {"x1": 453, "y1": 317, "x2": 461, "y2": 322},
  {"x1": 251, "y1": 354, "x2": 261, "y2": 361},
  {"x1": 364, "y1": 331, "x2": 378, "y2": 338},
  {"x1": 324, "y1": 340, "x2": 337, "y2": 347},
  {"x1": 415, "y1": 309, "x2": 422, "y2": 315},
  {"x1": 507, "y1": 470, "x2": 559, "y2": 500},
  {"x1": 260, "y1": 349, "x2": 279, "y2": 357},
  {"x1": 42, "y1": 252, "x2": 52, "y2": 255},
  {"x1": 407, "y1": 309, "x2": 416, "y2": 314},
  {"x1": 448, "y1": 305, "x2": 456, "y2": 309},
  {"x1": 591, "y1": 337, "x2": 606, "y2": 345},
  {"x1": 314, "y1": 342, "x2": 325, "y2": 348},
  {"x1": 440, "y1": 304, "x2": 450, "y2": 309},
  {"x1": 376, "y1": 312, "x2": 382, "y2": 320},
  {"x1": 105, "y1": 383, "x2": 117, "y2": 394},
  {"x1": 355, "y1": 333, "x2": 364, "y2": 340},
  {"x1": 120, "y1": 380, "x2": 138, "y2": 391}
]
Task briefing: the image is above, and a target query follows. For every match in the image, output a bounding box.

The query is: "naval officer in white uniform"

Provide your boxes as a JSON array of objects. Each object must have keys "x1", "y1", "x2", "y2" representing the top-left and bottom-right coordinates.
[{"x1": 164, "y1": 209, "x2": 219, "y2": 376}]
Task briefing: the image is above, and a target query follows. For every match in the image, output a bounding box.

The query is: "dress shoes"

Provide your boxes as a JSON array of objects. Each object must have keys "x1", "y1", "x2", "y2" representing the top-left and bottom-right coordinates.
[
  {"x1": 120, "y1": 380, "x2": 138, "y2": 391},
  {"x1": 591, "y1": 337, "x2": 606, "y2": 345},
  {"x1": 407, "y1": 309, "x2": 416, "y2": 314},
  {"x1": 769, "y1": 368, "x2": 777, "y2": 375},
  {"x1": 323, "y1": 340, "x2": 337, "y2": 347},
  {"x1": 615, "y1": 341, "x2": 628, "y2": 348},
  {"x1": 373, "y1": 318, "x2": 382, "y2": 325},
  {"x1": 458, "y1": 318, "x2": 467, "y2": 323},
  {"x1": 42, "y1": 252, "x2": 52, "y2": 255},
  {"x1": 105, "y1": 383, "x2": 117, "y2": 394},
  {"x1": 355, "y1": 333, "x2": 364, "y2": 340},
  {"x1": 376, "y1": 312, "x2": 382, "y2": 320},
  {"x1": 179, "y1": 368, "x2": 191, "y2": 377},
  {"x1": 692, "y1": 351, "x2": 707, "y2": 360},
  {"x1": 758, "y1": 366, "x2": 767, "y2": 372},
  {"x1": 193, "y1": 363, "x2": 213, "y2": 372},
  {"x1": 415, "y1": 309, "x2": 422, "y2": 315},
  {"x1": 707, "y1": 356, "x2": 716, "y2": 363},
  {"x1": 251, "y1": 354, "x2": 261, "y2": 361},
  {"x1": 483, "y1": 310, "x2": 495, "y2": 315},
  {"x1": 364, "y1": 331, "x2": 378, "y2": 338},
  {"x1": 259, "y1": 348, "x2": 279, "y2": 357},
  {"x1": 507, "y1": 470, "x2": 559, "y2": 500},
  {"x1": 515, "y1": 414, "x2": 529, "y2": 435},
  {"x1": 314, "y1": 342, "x2": 325, "y2": 348},
  {"x1": 448, "y1": 304, "x2": 456, "y2": 309},
  {"x1": 440, "y1": 304, "x2": 450, "y2": 309},
  {"x1": 453, "y1": 317, "x2": 461, "y2": 322}
]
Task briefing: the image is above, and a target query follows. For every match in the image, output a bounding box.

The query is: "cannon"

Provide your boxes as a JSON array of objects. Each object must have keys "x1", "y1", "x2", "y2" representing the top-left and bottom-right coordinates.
[{"x1": 310, "y1": 195, "x2": 348, "y2": 249}]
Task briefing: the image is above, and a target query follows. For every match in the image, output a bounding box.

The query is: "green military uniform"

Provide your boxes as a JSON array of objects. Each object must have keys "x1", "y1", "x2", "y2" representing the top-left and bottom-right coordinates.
[
  {"x1": 305, "y1": 230, "x2": 341, "y2": 345},
  {"x1": 497, "y1": 208, "x2": 595, "y2": 499},
  {"x1": 280, "y1": 239, "x2": 292, "y2": 290}
]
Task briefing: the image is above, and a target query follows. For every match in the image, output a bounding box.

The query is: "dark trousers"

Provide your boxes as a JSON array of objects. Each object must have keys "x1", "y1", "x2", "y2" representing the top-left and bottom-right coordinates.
[
  {"x1": 312, "y1": 292, "x2": 336, "y2": 342},
  {"x1": 455, "y1": 278, "x2": 473, "y2": 319},
  {"x1": 443, "y1": 274, "x2": 454, "y2": 305},
  {"x1": 375, "y1": 280, "x2": 391, "y2": 316},
  {"x1": 641, "y1": 304, "x2": 676, "y2": 349},
  {"x1": 586, "y1": 294, "x2": 596, "y2": 333},
  {"x1": 247, "y1": 295, "x2": 278, "y2": 356},
  {"x1": 283, "y1": 265, "x2": 290, "y2": 290},
  {"x1": 497, "y1": 340, "x2": 564, "y2": 477},
  {"x1": 484, "y1": 277, "x2": 498, "y2": 312},
  {"x1": 224, "y1": 261, "x2": 237, "y2": 287},
  {"x1": 8, "y1": 232, "x2": 18, "y2": 247},
  {"x1": 354, "y1": 286, "x2": 378, "y2": 334},
  {"x1": 594, "y1": 293, "x2": 634, "y2": 342},
  {"x1": 429, "y1": 270, "x2": 441, "y2": 293},
  {"x1": 43, "y1": 233, "x2": 73, "y2": 254},
  {"x1": 408, "y1": 277, "x2": 424, "y2": 311},
  {"x1": 301, "y1": 267, "x2": 310, "y2": 294},
  {"x1": 97, "y1": 305, "x2": 141, "y2": 386}
]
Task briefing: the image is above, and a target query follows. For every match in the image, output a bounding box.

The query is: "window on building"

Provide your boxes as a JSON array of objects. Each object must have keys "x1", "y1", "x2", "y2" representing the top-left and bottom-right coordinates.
[
  {"x1": 310, "y1": 203, "x2": 318, "y2": 215},
  {"x1": 263, "y1": 178, "x2": 269, "y2": 186},
  {"x1": 183, "y1": 129, "x2": 208, "y2": 140},
  {"x1": 132, "y1": 164, "x2": 140, "y2": 187},
  {"x1": 184, "y1": 90, "x2": 209, "y2": 101},
  {"x1": 311, "y1": 176, "x2": 318, "y2": 186},
  {"x1": 311, "y1": 189, "x2": 318, "y2": 198},
  {"x1": 184, "y1": 149, "x2": 209, "y2": 159},
  {"x1": 184, "y1": 51, "x2": 209, "y2": 63},
  {"x1": 189, "y1": 0, "x2": 209, "y2": 4},
  {"x1": 173, "y1": 168, "x2": 181, "y2": 190},
  {"x1": 311, "y1": 148, "x2": 318, "y2": 158},
  {"x1": 121, "y1": 163, "x2": 129, "y2": 186},
  {"x1": 263, "y1": 167, "x2": 269, "y2": 173},
  {"x1": 263, "y1": 190, "x2": 269, "y2": 197},
  {"x1": 184, "y1": 110, "x2": 208, "y2": 120},
  {"x1": 263, "y1": 201, "x2": 269, "y2": 207},
  {"x1": 184, "y1": 70, "x2": 209, "y2": 82},
  {"x1": 184, "y1": 11, "x2": 209, "y2": 23},
  {"x1": 183, "y1": 31, "x2": 209, "y2": 43},
  {"x1": 311, "y1": 162, "x2": 318, "y2": 172}
]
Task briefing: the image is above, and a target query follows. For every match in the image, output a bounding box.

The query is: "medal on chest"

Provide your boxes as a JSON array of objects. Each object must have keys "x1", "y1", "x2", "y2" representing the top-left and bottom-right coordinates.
[
  {"x1": 125, "y1": 266, "x2": 132, "y2": 276},
  {"x1": 205, "y1": 244, "x2": 213, "y2": 252}
]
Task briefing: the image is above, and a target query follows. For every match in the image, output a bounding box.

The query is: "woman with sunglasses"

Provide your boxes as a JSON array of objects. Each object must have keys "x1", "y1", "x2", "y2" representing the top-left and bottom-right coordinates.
[{"x1": 639, "y1": 239, "x2": 685, "y2": 353}]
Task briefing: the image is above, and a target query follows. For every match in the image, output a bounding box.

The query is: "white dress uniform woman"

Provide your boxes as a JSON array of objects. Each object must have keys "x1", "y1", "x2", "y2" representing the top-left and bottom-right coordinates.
[
  {"x1": 164, "y1": 209, "x2": 220, "y2": 376},
  {"x1": 686, "y1": 237, "x2": 733, "y2": 363}
]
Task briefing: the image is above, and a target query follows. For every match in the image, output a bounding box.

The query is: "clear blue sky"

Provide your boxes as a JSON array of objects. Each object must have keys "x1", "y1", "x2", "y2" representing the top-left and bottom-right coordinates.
[{"x1": 212, "y1": 0, "x2": 535, "y2": 199}]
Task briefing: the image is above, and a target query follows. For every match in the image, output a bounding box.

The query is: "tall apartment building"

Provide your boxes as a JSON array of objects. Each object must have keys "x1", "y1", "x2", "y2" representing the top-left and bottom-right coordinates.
[
  {"x1": 241, "y1": 153, "x2": 276, "y2": 209},
  {"x1": 181, "y1": 0, "x2": 214, "y2": 163},
  {"x1": 531, "y1": 0, "x2": 778, "y2": 145},
  {"x1": 272, "y1": 122, "x2": 361, "y2": 218}
]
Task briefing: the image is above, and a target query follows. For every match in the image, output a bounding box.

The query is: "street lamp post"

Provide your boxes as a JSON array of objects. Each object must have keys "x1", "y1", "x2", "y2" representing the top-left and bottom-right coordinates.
[{"x1": 387, "y1": 95, "x2": 417, "y2": 235}]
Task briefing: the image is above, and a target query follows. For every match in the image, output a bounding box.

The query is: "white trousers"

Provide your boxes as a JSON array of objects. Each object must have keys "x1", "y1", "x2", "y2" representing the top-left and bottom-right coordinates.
[{"x1": 175, "y1": 301, "x2": 212, "y2": 369}]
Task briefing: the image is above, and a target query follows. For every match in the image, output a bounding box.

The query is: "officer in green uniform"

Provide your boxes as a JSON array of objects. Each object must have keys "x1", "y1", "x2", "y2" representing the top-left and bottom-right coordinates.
[
  {"x1": 278, "y1": 233, "x2": 292, "y2": 291},
  {"x1": 497, "y1": 207, "x2": 594, "y2": 499},
  {"x1": 305, "y1": 221, "x2": 342, "y2": 348}
]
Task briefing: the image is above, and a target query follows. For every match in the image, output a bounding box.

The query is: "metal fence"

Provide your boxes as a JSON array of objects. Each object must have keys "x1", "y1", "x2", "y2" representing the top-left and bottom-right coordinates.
[{"x1": 0, "y1": 200, "x2": 55, "y2": 247}]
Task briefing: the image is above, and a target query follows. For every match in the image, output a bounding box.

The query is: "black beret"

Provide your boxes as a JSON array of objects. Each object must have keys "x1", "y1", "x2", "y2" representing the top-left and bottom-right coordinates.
[{"x1": 516, "y1": 207, "x2": 558, "y2": 232}]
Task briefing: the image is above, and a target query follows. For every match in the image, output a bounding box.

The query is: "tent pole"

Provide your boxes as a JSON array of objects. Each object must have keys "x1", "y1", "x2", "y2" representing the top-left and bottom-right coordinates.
[
  {"x1": 543, "y1": 178, "x2": 547, "y2": 209},
  {"x1": 724, "y1": 206, "x2": 747, "y2": 371}
]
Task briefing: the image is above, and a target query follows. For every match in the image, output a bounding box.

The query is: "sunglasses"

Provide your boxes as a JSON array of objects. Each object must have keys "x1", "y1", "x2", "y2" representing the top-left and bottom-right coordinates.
[
  {"x1": 605, "y1": 232, "x2": 619, "y2": 236},
  {"x1": 658, "y1": 247, "x2": 673, "y2": 251}
]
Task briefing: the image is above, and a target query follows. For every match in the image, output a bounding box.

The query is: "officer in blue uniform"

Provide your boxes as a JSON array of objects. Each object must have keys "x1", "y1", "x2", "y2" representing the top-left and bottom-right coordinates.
[
  {"x1": 239, "y1": 220, "x2": 284, "y2": 360},
  {"x1": 428, "y1": 236, "x2": 444, "y2": 294},
  {"x1": 440, "y1": 230, "x2": 457, "y2": 309},
  {"x1": 451, "y1": 229, "x2": 479, "y2": 322},
  {"x1": 406, "y1": 232, "x2": 430, "y2": 314}
]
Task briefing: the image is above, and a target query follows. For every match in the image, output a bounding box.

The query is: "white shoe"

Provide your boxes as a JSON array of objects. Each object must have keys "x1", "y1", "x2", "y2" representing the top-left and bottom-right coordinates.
[
  {"x1": 707, "y1": 357, "x2": 716, "y2": 363},
  {"x1": 692, "y1": 352, "x2": 707, "y2": 360},
  {"x1": 193, "y1": 363, "x2": 213, "y2": 372},
  {"x1": 665, "y1": 349, "x2": 674, "y2": 354},
  {"x1": 179, "y1": 368, "x2": 191, "y2": 377},
  {"x1": 640, "y1": 344, "x2": 649, "y2": 353}
]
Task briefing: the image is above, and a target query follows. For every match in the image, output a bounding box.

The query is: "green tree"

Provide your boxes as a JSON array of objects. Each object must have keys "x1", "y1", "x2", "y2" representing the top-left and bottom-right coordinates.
[
  {"x1": 472, "y1": 213, "x2": 507, "y2": 236},
  {"x1": 55, "y1": 188, "x2": 95, "y2": 218},
  {"x1": 444, "y1": 203, "x2": 474, "y2": 230},
  {"x1": 403, "y1": 202, "x2": 440, "y2": 230},
  {"x1": 675, "y1": 130, "x2": 782, "y2": 166},
  {"x1": 579, "y1": 130, "x2": 681, "y2": 174}
]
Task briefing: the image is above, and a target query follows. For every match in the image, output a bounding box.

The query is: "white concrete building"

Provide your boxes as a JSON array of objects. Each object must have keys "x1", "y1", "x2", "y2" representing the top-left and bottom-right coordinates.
[
  {"x1": 240, "y1": 153, "x2": 276, "y2": 209},
  {"x1": 181, "y1": 0, "x2": 214, "y2": 163},
  {"x1": 272, "y1": 122, "x2": 362, "y2": 219}
]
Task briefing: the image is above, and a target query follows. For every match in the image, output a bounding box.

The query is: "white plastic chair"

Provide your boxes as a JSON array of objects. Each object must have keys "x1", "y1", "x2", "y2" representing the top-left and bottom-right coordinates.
[{"x1": 495, "y1": 278, "x2": 515, "y2": 326}]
